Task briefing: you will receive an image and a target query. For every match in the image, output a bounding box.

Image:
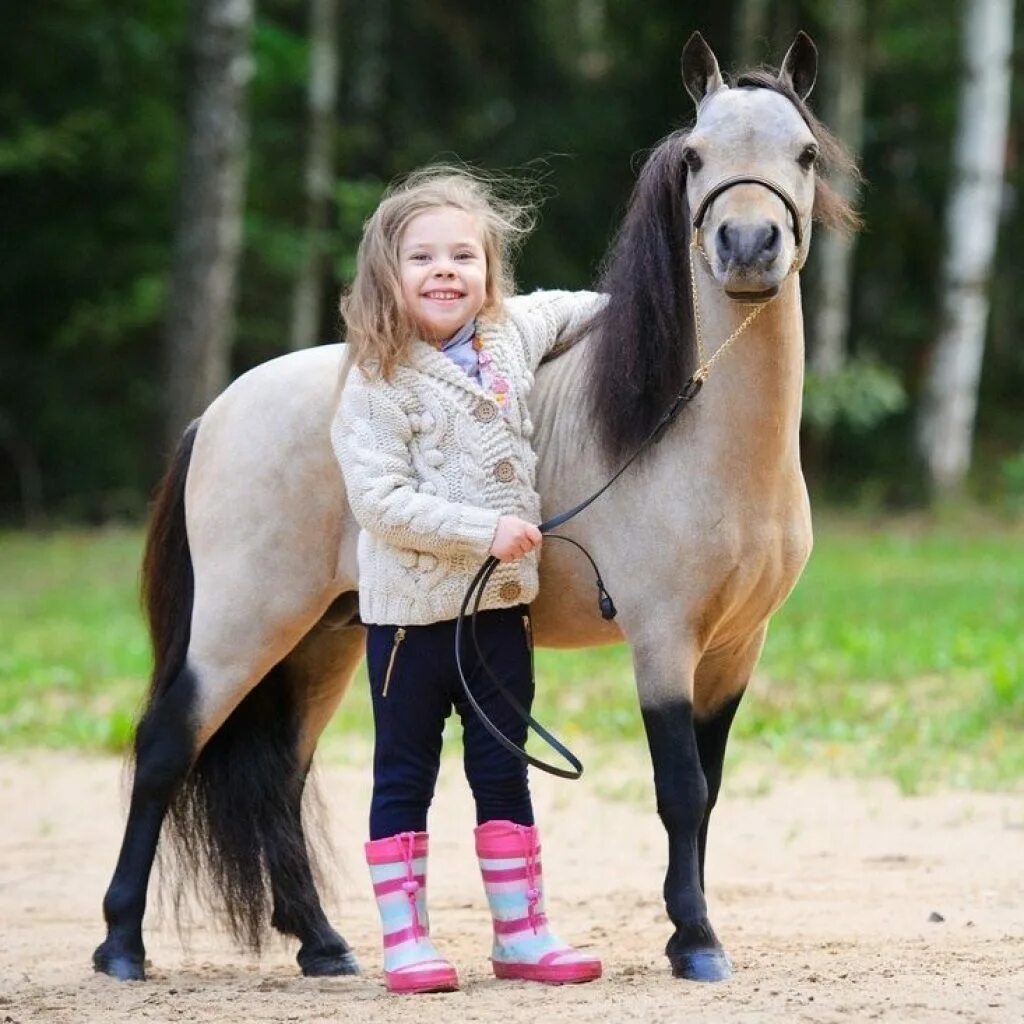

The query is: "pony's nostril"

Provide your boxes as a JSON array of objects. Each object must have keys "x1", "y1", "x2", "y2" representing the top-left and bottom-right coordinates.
[
  {"x1": 716, "y1": 222, "x2": 732, "y2": 261},
  {"x1": 762, "y1": 223, "x2": 781, "y2": 257}
]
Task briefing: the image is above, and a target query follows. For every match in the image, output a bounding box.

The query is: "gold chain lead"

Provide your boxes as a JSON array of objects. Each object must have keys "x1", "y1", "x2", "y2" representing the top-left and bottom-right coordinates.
[{"x1": 689, "y1": 233, "x2": 773, "y2": 382}]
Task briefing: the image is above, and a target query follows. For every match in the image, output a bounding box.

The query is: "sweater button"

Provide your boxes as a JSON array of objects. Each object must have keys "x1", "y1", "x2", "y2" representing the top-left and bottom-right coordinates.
[
  {"x1": 499, "y1": 581, "x2": 522, "y2": 602},
  {"x1": 473, "y1": 400, "x2": 498, "y2": 423},
  {"x1": 494, "y1": 459, "x2": 515, "y2": 483}
]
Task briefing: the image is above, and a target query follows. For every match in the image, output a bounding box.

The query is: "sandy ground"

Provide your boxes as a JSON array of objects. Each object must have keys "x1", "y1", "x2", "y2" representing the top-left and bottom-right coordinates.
[{"x1": 0, "y1": 749, "x2": 1022, "y2": 1024}]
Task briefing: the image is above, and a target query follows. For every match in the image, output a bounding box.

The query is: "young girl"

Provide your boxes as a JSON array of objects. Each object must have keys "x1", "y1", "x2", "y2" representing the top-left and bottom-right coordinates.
[{"x1": 330, "y1": 167, "x2": 604, "y2": 995}]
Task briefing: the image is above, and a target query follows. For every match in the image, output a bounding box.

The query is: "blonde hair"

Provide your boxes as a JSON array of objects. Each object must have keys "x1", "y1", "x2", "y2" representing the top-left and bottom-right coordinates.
[{"x1": 341, "y1": 166, "x2": 535, "y2": 380}]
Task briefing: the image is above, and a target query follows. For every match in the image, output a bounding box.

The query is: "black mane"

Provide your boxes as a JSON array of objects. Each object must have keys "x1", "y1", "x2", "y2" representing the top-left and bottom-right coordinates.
[{"x1": 583, "y1": 129, "x2": 697, "y2": 468}]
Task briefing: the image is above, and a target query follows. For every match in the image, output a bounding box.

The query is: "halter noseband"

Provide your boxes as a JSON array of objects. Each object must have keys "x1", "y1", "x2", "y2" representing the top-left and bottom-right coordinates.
[{"x1": 691, "y1": 174, "x2": 804, "y2": 250}]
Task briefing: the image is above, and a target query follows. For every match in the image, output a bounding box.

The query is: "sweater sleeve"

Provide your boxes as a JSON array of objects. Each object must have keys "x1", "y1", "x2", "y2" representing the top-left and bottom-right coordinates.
[
  {"x1": 331, "y1": 373, "x2": 502, "y2": 558},
  {"x1": 505, "y1": 289, "x2": 607, "y2": 371}
]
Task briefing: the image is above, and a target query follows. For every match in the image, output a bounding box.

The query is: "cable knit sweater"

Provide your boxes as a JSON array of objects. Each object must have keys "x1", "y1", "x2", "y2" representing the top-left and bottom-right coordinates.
[{"x1": 331, "y1": 289, "x2": 605, "y2": 626}]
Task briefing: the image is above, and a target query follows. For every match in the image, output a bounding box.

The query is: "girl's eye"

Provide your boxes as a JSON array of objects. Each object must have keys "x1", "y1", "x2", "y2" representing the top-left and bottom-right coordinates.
[
  {"x1": 410, "y1": 253, "x2": 431, "y2": 262},
  {"x1": 455, "y1": 251, "x2": 475, "y2": 260}
]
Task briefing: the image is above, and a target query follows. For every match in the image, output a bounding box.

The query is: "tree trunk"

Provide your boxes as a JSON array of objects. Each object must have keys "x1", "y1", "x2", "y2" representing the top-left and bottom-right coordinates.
[
  {"x1": 352, "y1": 0, "x2": 388, "y2": 118},
  {"x1": 289, "y1": 0, "x2": 340, "y2": 351},
  {"x1": 0, "y1": 412, "x2": 45, "y2": 529},
  {"x1": 163, "y1": 0, "x2": 255, "y2": 448},
  {"x1": 916, "y1": 0, "x2": 1015, "y2": 496},
  {"x1": 576, "y1": 0, "x2": 609, "y2": 79},
  {"x1": 736, "y1": 0, "x2": 771, "y2": 68},
  {"x1": 810, "y1": 0, "x2": 865, "y2": 377}
]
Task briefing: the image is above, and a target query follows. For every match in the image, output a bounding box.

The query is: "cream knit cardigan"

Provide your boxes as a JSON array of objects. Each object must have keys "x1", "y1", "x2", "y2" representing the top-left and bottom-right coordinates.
[{"x1": 331, "y1": 289, "x2": 604, "y2": 626}]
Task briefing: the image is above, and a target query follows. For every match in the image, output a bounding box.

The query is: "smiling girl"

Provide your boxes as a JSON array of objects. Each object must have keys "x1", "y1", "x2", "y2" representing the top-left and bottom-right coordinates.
[{"x1": 331, "y1": 167, "x2": 604, "y2": 994}]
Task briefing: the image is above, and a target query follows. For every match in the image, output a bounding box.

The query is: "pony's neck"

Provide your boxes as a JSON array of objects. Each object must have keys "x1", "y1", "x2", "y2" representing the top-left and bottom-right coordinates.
[{"x1": 692, "y1": 257, "x2": 806, "y2": 482}]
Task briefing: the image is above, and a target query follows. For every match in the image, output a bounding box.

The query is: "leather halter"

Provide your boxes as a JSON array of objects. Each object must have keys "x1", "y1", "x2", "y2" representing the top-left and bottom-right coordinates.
[{"x1": 691, "y1": 174, "x2": 804, "y2": 250}]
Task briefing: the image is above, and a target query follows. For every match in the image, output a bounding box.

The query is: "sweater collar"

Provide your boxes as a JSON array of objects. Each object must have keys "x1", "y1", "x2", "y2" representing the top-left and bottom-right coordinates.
[{"x1": 409, "y1": 319, "x2": 505, "y2": 403}]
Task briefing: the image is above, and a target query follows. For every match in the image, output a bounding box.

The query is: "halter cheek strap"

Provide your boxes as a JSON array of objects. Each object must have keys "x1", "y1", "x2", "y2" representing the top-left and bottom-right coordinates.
[{"x1": 691, "y1": 174, "x2": 806, "y2": 255}]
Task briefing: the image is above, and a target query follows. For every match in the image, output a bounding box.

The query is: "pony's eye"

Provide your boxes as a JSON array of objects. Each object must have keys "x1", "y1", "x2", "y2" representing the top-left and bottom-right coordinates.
[
  {"x1": 798, "y1": 144, "x2": 819, "y2": 170},
  {"x1": 682, "y1": 147, "x2": 703, "y2": 173}
]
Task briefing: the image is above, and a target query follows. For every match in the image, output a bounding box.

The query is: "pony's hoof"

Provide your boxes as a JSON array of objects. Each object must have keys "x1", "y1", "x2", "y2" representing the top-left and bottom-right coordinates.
[
  {"x1": 93, "y1": 943, "x2": 146, "y2": 981},
  {"x1": 669, "y1": 948, "x2": 733, "y2": 982},
  {"x1": 298, "y1": 948, "x2": 361, "y2": 977}
]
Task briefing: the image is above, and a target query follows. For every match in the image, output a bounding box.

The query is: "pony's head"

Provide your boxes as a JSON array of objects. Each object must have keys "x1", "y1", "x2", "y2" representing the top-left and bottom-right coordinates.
[
  {"x1": 681, "y1": 31, "x2": 858, "y2": 300},
  {"x1": 585, "y1": 31, "x2": 859, "y2": 466}
]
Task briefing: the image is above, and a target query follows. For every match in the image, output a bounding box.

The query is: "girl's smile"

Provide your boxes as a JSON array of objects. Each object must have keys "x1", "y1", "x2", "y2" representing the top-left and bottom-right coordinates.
[{"x1": 400, "y1": 207, "x2": 487, "y2": 342}]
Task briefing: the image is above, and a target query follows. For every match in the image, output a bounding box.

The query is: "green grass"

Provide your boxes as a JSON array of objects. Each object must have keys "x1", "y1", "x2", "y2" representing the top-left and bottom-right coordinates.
[
  {"x1": 0, "y1": 530, "x2": 146, "y2": 750},
  {"x1": 1, "y1": 518, "x2": 1021, "y2": 791}
]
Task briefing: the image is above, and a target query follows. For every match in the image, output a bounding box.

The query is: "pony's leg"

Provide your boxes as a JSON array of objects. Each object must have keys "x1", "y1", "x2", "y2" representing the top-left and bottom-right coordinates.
[
  {"x1": 692, "y1": 628, "x2": 766, "y2": 892},
  {"x1": 95, "y1": 598, "x2": 336, "y2": 980},
  {"x1": 267, "y1": 599, "x2": 365, "y2": 977},
  {"x1": 632, "y1": 635, "x2": 732, "y2": 983},
  {"x1": 94, "y1": 423, "x2": 201, "y2": 981},
  {"x1": 93, "y1": 667, "x2": 198, "y2": 980},
  {"x1": 694, "y1": 695, "x2": 742, "y2": 893}
]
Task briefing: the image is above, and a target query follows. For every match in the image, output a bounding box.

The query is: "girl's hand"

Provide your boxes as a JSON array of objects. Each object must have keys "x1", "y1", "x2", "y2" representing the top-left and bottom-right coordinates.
[{"x1": 490, "y1": 515, "x2": 543, "y2": 562}]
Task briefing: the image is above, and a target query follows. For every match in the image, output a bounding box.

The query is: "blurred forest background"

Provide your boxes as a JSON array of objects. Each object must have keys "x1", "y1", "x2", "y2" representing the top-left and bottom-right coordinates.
[
  {"x1": 1, "y1": 0, "x2": 1022, "y2": 524},
  {"x1": 0, "y1": 2, "x2": 1021, "y2": 789}
]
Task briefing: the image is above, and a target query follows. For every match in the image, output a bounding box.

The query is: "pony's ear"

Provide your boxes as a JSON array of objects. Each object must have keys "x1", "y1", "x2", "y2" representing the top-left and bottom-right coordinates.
[
  {"x1": 779, "y1": 31, "x2": 818, "y2": 100},
  {"x1": 681, "y1": 32, "x2": 725, "y2": 106}
]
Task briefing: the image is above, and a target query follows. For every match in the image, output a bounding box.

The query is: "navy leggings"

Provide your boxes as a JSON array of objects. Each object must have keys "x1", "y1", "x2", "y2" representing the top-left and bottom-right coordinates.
[{"x1": 365, "y1": 604, "x2": 536, "y2": 839}]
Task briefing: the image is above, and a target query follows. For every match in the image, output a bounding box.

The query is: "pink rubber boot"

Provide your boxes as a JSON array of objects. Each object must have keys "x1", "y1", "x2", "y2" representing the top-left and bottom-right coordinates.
[
  {"x1": 475, "y1": 820, "x2": 602, "y2": 984},
  {"x1": 365, "y1": 831, "x2": 459, "y2": 994}
]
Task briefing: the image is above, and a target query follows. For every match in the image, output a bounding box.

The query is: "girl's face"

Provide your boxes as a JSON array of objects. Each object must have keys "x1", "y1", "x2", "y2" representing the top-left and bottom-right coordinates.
[{"x1": 399, "y1": 207, "x2": 488, "y2": 342}]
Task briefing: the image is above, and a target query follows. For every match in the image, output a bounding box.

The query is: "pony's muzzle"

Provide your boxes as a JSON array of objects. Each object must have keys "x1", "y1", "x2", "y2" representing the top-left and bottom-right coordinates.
[
  {"x1": 715, "y1": 218, "x2": 787, "y2": 300},
  {"x1": 716, "y1": 219, "x2": 782, "y2": 269}
]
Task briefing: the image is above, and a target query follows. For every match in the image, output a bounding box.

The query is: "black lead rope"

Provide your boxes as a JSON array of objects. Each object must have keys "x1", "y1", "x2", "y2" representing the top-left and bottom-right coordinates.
[{"x1": 454, "y1": 373, "x2": 705, "y2": 779}]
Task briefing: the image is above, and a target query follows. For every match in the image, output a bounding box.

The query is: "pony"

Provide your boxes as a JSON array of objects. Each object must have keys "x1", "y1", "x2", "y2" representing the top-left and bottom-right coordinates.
[{"x1": 93, "y1": 32, "x2": 857, "y2": 983}]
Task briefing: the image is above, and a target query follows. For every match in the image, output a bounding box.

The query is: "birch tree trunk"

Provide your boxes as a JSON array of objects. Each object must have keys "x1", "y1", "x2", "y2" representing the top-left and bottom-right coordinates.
[
  {"x1": 163, "y1": 0, "x2": 254, "y2": 447},
  {"x1": 915, "y1": 0, "x2": 1015, "y2": 495},
  {"x1": 289, "y1": 0, "x2": 339, "y2": 351},
  {"x1": 810, "y1": 0, "x2": 865, "y2": 377}
]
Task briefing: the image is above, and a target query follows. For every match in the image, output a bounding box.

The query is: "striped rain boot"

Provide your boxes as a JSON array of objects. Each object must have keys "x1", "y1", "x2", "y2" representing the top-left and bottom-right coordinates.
[
  {"x1": 365, "y1": 831, "x2": 459, "y2": 994},
  {"x1": 475, "y1": 819, "x2": 602, "y2": 984}
]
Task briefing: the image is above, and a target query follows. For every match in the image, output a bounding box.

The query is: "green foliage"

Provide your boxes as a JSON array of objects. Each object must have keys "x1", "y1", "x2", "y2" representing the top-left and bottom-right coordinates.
[
  {"x1": 998, "y1": 450, "x2": 1024, "y2": 513},
  {"x1": 333, "y1": 179, "x2": 388, "y2": 280},
  {"x1": 1, "y1": 1, "x2": 1023, "y2": 521},
  {"x1": 803, "y1": 357, "x2": 907, "y2": 433},
  {"x1": 2, "y1": 521, "x2": 1021, "y2": 793}
]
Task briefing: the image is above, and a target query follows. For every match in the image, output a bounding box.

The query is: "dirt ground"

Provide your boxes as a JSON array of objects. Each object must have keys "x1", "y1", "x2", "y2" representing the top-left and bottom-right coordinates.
[{"x1": 0, "y1": 749, "x2": 1021, "y2": 1024}]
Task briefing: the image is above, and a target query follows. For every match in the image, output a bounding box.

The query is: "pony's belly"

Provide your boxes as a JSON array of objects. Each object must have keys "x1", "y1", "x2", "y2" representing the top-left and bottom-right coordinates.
[
  {"x1": 529, "y1": 561, "x2": 626, "y2": 649},
  {"x1": 531, "y1": 611, "x2": 624, "y2": 649}
]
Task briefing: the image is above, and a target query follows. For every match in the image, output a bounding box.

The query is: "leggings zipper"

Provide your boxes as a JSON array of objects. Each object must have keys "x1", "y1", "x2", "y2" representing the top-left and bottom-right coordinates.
[{"x1": 381, "y1": 627, "x2": 406, "y2": 698}]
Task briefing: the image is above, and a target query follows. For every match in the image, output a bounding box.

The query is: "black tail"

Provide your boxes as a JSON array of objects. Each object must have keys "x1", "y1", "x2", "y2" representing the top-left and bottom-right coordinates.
[
  {"x1": 138, "y1": 419, "x2": 317, "y2": 952},
  {"x1": 164, "y1": 663, "x2": 313, "y2": 951},
  {"x1": 140, "y1": 419, "x2": 199, "y2": 707}
]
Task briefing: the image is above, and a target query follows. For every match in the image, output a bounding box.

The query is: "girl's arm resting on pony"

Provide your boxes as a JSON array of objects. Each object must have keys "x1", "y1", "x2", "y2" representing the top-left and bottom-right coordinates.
[
  {"x1": 506, "y1": 289, "x2": 607, "y2": 370},
  {"x1": 331, "y1": 379, "x2": 501, "y2": 559}
]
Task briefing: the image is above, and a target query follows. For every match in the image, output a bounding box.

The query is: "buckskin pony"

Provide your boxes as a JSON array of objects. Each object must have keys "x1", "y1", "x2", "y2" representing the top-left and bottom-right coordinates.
[{"x1": 94, "y1": 31, "x2": 858, "y2": 983}]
